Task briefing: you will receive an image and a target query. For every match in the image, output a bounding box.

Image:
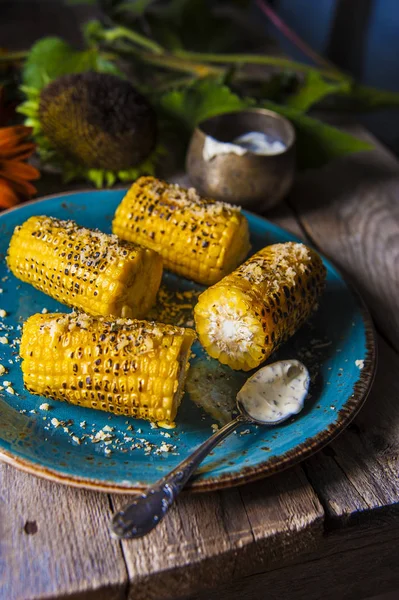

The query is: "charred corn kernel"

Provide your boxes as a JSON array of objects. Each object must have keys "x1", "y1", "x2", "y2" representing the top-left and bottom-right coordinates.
[
  {"x1": 20, "y1": 312, "x2": 196, "y2": 426},
  {"x1": 112, "y1": 176, "x2": 250, "y2": 285},
  {"x1": 194, "y1": 242, "x2": 326, "y2": 371},
  {"x1": 7, "y1": 216, "x2": 163, "y2": 318}
]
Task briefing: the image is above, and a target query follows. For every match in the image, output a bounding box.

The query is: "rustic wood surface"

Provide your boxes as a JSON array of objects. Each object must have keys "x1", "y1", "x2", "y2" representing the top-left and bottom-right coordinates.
[
  {"x1": 1, "y1": 2, "x2": 399, "y2": 600},
  {"x1": 289, "y1": 127, "x2": 399, "y2": 352}
]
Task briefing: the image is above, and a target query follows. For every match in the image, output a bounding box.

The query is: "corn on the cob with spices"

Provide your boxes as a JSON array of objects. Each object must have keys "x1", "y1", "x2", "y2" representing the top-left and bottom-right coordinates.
[
  {"x1": 112, "y1": 176, "x2": 250, "y2": 286},
  {"x1": 20, "y1": 312, "x2": 196, "y2": 426},
  {"x1": 194, "y1": 242, "x2": 326, "y2": 371},
  {"x1": 7, "y1": 216, "x2": 163, "y2": 318}
]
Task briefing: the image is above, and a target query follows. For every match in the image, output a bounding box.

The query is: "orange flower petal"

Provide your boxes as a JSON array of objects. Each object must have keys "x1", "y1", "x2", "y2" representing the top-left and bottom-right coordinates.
[
  {"x1": 0, "y1": 126, "x2": 33, "y2": 150},
  {"x1": 8, "y1": 177, "x2": 37, "y2": 198},
  {"x1": 0, "y1": 178, "x2": 21, "y2": 209},
  {"x1": 0, "y1": 142, "x2": 36, "y2": 161},
  {"x1": 0, "y1": 174, "x2": 37, "y2": 200},
  {"x1": 0, "y1": 160, "x2": 40, "y2": 182}
]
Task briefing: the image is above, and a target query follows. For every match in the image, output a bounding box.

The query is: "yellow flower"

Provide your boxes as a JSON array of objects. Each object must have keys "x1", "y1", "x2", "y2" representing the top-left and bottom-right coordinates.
[{"x1": 0, "y1": 125, "x2": 40, "y2": 209}]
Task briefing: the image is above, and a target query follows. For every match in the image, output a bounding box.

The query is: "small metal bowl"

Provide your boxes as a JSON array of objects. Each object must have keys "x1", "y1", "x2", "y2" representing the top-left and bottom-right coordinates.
[{"x1": 186, "y1": 108, "x2": 296, "y2": 211}]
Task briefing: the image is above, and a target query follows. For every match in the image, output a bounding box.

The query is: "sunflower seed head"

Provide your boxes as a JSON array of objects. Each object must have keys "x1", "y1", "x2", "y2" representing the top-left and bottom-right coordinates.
[{"x1": 39, "y1": 72, "x2": 157, "y2": 170}]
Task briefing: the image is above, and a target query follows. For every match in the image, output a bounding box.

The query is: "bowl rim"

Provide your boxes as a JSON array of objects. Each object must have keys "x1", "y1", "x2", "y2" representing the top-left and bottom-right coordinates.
[{"x1": 195, "y1": 108, "x2": 296, "y2": 153}]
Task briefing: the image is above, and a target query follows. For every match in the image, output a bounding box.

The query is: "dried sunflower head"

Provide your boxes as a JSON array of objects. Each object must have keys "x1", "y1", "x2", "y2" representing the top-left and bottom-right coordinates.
[
  {"x1": 39, "y1": 72, "x2": 156, "y2": 170},
  {"x1": 18, "y1": 72, "x2": 159, "y2": 188}
]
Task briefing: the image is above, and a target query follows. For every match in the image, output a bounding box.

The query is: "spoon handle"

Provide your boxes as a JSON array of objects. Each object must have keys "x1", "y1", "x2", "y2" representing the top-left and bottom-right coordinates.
[{"x1": 111, "y1": 414, "x2": 246, "y2": 539}]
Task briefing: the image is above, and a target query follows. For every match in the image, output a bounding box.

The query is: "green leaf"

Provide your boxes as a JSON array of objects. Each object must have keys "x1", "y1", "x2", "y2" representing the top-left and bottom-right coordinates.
[
  {"x1": 262, "y1": 101, "x2": 373, "y2": 169},
  {"x1": 158, "y1": 78, "x2": 251, "y2": 131},
  {"x1": 105, "y1": 170, "x2": 117, "y2": 186},
  {"x1": 347, "y1": 84, "x2": 399, "y2": 109},
  {"x1": 157, "y1": 79, "x2": 372, "y2": 170},
  {"x1": 115, "y1": 0, "x2": 156, "y2": 17},
  {"x1": 17, "y1": 102, "x2": 38, "y2": 118},
  {"x1": 87, "y1": 168, "x2": 105, "y2": 188},
  {"x1": 22, "y1": 37, "x2": 121, "y2": 90},
  {"x1": 286, "y1": 71, "x2": 350, "y2": 112},
  {"x1": 94, "y1": 55, "x2": 124, "y2": 77}
]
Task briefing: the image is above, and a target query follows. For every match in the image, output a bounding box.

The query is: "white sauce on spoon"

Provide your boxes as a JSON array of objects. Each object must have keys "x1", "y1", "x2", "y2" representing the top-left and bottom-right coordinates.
[
  {"x1": 203, "y1": 131, "x2": 286, "y2": 161},
  {"x1": 236, "y1": 360, "x2": 310, "y2": 424}
]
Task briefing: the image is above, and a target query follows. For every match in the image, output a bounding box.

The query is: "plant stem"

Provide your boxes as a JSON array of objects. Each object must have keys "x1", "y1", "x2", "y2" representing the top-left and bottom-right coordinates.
[
  {"x1": 344, "y1": 83, "x2": 399, "y2": 108},
  {"x1": 0, "y1": 51, "x2": 28, "y2": 63},
  {"x1": 151, "y1": 75, "x2": 197, "y2": 92},
  {"x1": 174, "y1": 50, "x2": 350, "y2": 82},
  {"x1": 255, "y1": 0, "x2": 341, "y2": 75},
  {"x1": 121, "y1": 47, "x2": 224, "y2": 77},
  {"x1": 103, "y1": 25, "x2": 164, "y2": 54}
]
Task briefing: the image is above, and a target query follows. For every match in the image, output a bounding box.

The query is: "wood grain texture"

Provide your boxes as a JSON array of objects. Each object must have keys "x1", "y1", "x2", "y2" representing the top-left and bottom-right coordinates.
[
  {"x1": 288, "y1": 126, "x2": 399, "y2": 351},
  {"x1": 237, "y1": 468, "x2": 323, "y2": 574},
  {"x1": 262, "y1": 201, "x2": 305, "y2": 239},
  {"x1": 0, "y1": 464, "x2": 127, "y2": 600},
  {"x1": 184, "y1": 517, "x2": 399, "y2": 600},
  {"x1": 303, "y1": 335, "x2": 399, "y2": 524},
  {"x1": 112, "y1": 468, "x2": 323, "y2": 600},
  {"x1": 286, "y1": 124, "x2": 399, "y2": 528}
]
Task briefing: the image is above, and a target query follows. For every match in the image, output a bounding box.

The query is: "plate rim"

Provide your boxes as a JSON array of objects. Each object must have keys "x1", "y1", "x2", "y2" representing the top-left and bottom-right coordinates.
[{"x1": 0, "y1": 189, "x2": 377, "y2": 494}]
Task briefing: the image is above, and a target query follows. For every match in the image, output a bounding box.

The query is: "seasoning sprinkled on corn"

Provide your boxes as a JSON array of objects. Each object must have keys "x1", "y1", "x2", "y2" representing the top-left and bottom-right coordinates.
[
  {"x1": 112, "y1": 176, "x2": 250, "y2": 285},
  {"x1": 148, "y1": 285, "x2": 200, "y2": 327},
  {"x1": 194, "y1": 242, "x2": 326, "y2": 371},
  {"x1": 20, "y1": 312, "x2": 196, "y2": 427},
  {"x1": 7, "y1": 216, "x2": 163, "y2": 318}
]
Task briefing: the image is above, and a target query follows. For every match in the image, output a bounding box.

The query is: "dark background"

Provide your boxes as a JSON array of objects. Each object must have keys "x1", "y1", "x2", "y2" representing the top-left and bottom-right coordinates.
[{"x1": 1, "y1": 0, "x2": 398, "y2": 154}]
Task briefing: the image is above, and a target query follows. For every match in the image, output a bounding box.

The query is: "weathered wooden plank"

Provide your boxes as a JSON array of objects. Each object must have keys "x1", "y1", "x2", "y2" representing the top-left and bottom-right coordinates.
[
  {"x1": 286, "y1": 125, "x2": 399, "y2": 527},
  {"x1": 112, "y1": 467, "x2": 323, "y2": 600},
  {"x1": 303, "y1": 334, "x2": 399, "y2": 524},
  {"x1": 263, "y1": 202, "x2": 305, "y2": 239},
  {"x1": 289, "y1": 126, "x2": 399, "y2": 351},
  {"x1": 112, "y1": 489, "x2": 253, "y2": 600},
  {"x1": 0, "y1": 464, "x2": 127, "y2": 600},
  {"x1": 184, "y1": 517, "x2": 399, "y2": 600},
  {"x1": 182, "y1": 478, "x2": 399, "y2": 600},
  {"x1": 236, "y1": 467, "x2": 324, "y2": 576}
]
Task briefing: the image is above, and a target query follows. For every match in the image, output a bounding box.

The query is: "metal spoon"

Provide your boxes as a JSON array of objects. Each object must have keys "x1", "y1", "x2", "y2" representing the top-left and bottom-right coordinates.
[{"x1": 111, "y1": 359, "x2": 310, "y2": 539}]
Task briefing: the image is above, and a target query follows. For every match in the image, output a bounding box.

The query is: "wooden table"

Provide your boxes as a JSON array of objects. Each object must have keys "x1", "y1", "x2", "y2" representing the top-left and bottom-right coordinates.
[
  {"x1": 1, "y1": 123, "x2": 398, "y2": 600},
  {"x1": 1, "y1": 4, "x2": 399, "y2": 600}
]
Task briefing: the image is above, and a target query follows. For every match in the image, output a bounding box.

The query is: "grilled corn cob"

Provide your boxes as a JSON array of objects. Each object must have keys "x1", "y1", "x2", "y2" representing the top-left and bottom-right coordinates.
[
  {"x1": 194, "y1": 242, "x2": 326, "y2": 371},
  {"x1": 20, "y1": 312, "x2": 196, "y2": 426},
  {"x1": 7, "y1": 216, "x2": 163, "y2": 318},
  {"x1": 112, "y1": 176, "x2": 250, "y2": 285}
]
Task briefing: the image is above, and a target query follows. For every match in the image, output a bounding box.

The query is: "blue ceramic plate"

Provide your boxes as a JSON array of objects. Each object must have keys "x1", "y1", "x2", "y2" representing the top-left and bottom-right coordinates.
[{"x1": 0, "y1": 190, "x2": 376, "y2": 493}]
